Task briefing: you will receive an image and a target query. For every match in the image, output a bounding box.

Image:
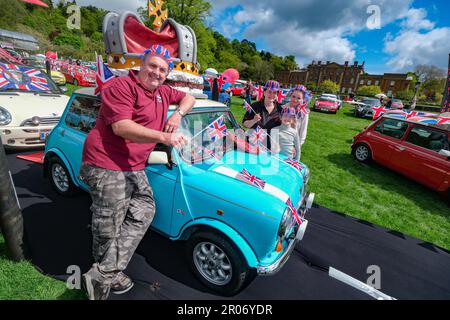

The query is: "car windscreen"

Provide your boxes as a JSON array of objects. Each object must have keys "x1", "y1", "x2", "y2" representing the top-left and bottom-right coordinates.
[
  {"x1": 0, "y1": 62, "x2": 61, "y2": 94},
  {"x1": 177, "y1": 110, "x2": 241, "y2": 164},
  {"x1": 361, "y1": 99, "x2": 381, "y2": 107}
]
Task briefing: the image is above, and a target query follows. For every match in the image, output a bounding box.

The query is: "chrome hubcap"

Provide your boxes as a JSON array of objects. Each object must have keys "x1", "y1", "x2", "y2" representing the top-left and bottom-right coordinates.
[
  {"x1": 51, "y1": 163, "x2": 69, "y2": 192},
  {"x1": 193, "y1": 242, "x2": 232, "y2": 286},
  {"x1": 356, "y1": 146, "x2": 369, "y2": 161}
]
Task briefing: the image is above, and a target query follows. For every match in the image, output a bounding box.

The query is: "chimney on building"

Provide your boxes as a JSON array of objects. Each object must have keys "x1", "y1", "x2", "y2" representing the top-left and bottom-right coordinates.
[
  {"x1": 318, "y1": 61, "x2": 322, "y2": 65},
  {"x1": 326, "y1": 61, "x2": 330, "y2": 65},
  {"x1": 344, "y1": 61, "x2": 349, "y2": 67},
  {"x1": 354, "y1": 61, "x2": 358, "y2": 66},
  {"x1": 362, "y1": 61, "x2": 365, "y2": 67},
  {"x1": 312, "y1": 60, "x2": 316, "y2": 65}
]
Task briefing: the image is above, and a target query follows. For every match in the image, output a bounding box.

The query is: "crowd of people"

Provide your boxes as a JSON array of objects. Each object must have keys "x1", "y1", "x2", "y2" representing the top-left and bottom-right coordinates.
[{"x1": 242, "y1": 80, "x2": 310, "y2": 161}]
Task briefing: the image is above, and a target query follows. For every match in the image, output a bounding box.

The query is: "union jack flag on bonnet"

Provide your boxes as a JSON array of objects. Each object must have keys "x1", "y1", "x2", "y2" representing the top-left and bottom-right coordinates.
[
  {"x1": 284, "y1": 159, "x2": 304, "y2": 172},
  {"x1": 286, "y1": 198, "x2": 303, "y2": 226},
  {"x1": 237, "y1": 168, "x2": 266, "y2": 189},
  {"x1": 0, "y1": 63, "x2": 49, "y2": 91}
]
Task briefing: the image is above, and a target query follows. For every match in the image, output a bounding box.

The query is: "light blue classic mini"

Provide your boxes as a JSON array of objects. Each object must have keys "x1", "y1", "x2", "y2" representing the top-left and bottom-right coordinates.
[{"x1": 43, "y1": 88, "x2": 314, "y2": 296}]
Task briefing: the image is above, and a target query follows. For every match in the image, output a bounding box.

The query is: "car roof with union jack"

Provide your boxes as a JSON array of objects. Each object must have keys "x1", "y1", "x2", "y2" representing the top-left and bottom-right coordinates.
[{"x1": 382, "y1": 114, "x2": 450, "y2": 132}]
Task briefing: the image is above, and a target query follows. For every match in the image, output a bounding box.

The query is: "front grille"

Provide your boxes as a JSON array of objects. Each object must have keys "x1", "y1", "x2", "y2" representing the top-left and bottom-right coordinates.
[{"x1": 21, "y1": 117, "x2": 60, "y2": 126}]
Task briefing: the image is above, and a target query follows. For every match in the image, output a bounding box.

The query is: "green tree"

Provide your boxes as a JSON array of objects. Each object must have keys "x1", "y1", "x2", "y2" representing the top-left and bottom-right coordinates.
[
  {"x1": 357, "y1": 85, "x2": 382, "y2": 97},
  {"x1": 318, "y1": 80, "x2": 340, "y2": 94},
  {"x1": 164, "y1": 0, "x2": 211, "y2": 26},
  {"x1": 306, "y1": 81, "x2": 317, "y2": 92}
]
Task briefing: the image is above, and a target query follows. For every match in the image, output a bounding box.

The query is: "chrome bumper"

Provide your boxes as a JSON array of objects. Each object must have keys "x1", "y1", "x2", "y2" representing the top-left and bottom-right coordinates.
[{"x1": 257, "y1": 192, "x2": 315, "y2": 276}]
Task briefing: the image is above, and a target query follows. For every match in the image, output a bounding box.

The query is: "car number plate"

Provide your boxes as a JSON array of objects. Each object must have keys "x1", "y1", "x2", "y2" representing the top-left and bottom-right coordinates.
[
  {"x1": 321, "y1": 108, "x2": 328, "y2": 111},
  {"x1": 39, "y1": 131, "x2": 49, "y2": 141}
]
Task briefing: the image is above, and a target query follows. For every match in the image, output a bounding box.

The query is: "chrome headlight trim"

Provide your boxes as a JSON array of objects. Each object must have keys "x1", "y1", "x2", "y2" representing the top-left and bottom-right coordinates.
[
  {"x1": 0, "y1": 106, "x2": 12, "y2": 126},
  {"x1": 278, "y1": 207, "x2": 294, "y2": 239}
]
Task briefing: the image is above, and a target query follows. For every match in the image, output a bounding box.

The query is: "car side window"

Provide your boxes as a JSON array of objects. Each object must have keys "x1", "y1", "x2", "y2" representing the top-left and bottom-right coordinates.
[
  {"x1": 406, "y1": 126, "x2": 449, "y2": 152},
  {"x1": 374, "y1": 119, "x2": 409, "y2": 140},
  {"x1": 65, "y1": 96, "x2": 100, "y2": 134}
]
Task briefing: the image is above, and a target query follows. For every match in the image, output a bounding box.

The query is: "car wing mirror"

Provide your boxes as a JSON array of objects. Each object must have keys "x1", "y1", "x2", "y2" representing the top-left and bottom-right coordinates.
[
  {"x1": 438, "y1": 149, "x2": 450, "y2": 159},
  {"x1": 148, "y1": 151, "x2": 169, "y2": 165}
]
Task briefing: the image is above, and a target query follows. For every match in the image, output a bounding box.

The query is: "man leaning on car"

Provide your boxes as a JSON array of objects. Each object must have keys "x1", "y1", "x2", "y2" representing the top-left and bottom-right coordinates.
[{"x1": 78, "y1": 45, "x2": 195, "y2": 300}]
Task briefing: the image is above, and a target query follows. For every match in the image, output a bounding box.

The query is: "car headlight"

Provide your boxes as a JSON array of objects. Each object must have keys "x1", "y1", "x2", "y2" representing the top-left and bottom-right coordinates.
[
  {"x1": 278, "y1": 207, "x2": 295, "y2": 239},
  {"x1": 0, "y1": 107, "x2": 12, "y2": 126}
]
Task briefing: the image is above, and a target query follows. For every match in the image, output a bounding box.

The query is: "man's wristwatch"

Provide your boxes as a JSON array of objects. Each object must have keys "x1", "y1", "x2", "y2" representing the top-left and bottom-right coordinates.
[{"x1": 176, "y1": 108, "x2": 186, "y2": 117}]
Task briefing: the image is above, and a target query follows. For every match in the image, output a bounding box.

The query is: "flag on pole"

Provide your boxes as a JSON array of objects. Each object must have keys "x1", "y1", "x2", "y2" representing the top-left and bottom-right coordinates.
[
  {"x1": 95, "y1": 55, "x2": 116, "y2": 95},
  {"x1": 249, "y1": 126, "x2": 267, "y2": 146},
  {"x1": 277, "y1": 90, "x2": 288, "y2": 104},
  {"x1": 254, "y1": 85, "x2": 265, "y2": 101},
  {"x1": 441, "y1": 54, "x2": 450, "y2": 113},
  {"x1": 207, "y1": 115, "x2": 228, "y2": 142},
  {"x1": 243, "y1": 100, "x2": 252, "y2": 113}
]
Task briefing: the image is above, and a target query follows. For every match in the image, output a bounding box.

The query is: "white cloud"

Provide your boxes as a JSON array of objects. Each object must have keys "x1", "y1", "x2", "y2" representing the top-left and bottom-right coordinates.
[
  {"x1": 384, "y1": 8, "x2": 450, "y2": 71},
  {"x1": 208, "y1": 0, "x2": 413, "y2": 67}
]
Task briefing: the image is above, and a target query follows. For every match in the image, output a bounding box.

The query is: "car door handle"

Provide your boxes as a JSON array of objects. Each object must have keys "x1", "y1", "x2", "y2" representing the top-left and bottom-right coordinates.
[
  {"x1": 60, "y1": 129, "x2": 65, "y2": 137},
  {"x1": 394, "y1": 146, "x2": 405, "y2": 151}
]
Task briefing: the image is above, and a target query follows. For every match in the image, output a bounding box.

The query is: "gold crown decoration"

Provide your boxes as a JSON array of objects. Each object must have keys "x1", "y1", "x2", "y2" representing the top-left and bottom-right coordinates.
[
  {"x1": 148, "y1": 0, "x2": 169, "y2": 29},
  {"x1": 107, "y1": 54, "x2": 199, "y2": 76}
]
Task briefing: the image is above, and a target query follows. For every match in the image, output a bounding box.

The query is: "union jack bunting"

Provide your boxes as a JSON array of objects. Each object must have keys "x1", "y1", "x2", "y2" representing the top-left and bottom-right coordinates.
[
  {"x1": 95, "y1": 55, "x2": 116, "y2": 95},
  {"x1": 285, "y1": 159, "x2": 304, "y2": 172},
  {"x1": 372, "y1": 105, "x2": 389, "y2": 120},
  {"x1": 249, "y1": 126, "x2": 267, "y2": 146},
  {"x1": 286, "y1": 198, "x2": 303, "y2": 225},
  {"x1": 237, "y1": 168, "x2": 266, "y2": 189},
  {"x1": 0, "y1": 63, "x2": 49, "y2": 91},
  {"x1": 437, "y1": 115, "x2": 450, "y2": 125},
  {"x1": 207, "y1": 115, "x2": 228, "y2": 142},
  {"x1": 254, "y1": 85, "x2": 265, "y2": 101}
]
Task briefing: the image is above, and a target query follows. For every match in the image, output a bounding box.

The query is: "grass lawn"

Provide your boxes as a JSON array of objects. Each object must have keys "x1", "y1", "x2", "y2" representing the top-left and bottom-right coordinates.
[
  {"x1": 0, "y1": 92, "x2": 448, "y2": 300},
  {"x1": 230, "y1": 95, "x2": 450, "y2": 251},
  {"x1": 0, "y1": 234, "x2": 84, "y2": 300}
]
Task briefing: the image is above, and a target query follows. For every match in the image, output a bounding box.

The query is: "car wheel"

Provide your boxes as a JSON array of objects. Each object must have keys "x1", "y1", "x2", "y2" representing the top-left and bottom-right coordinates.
[
  {"x1": 48, "y1": 157, "x2": 78, "y2": 196},
  {"x1": 186, "y1": 231, "x2": 256, "y2": 296},
  {"x1": 353, "y1": 143, "x2": 372, "y2": 163},
  {"x1": 73, "y1": 79, "x2": 78, "y2": 86}
]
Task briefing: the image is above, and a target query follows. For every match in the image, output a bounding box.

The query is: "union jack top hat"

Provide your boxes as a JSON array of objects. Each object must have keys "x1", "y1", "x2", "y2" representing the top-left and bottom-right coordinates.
[
  {"x1": 291, "y1": 84, "x2": 311, "y2": 102},
  {"x1": 264, "y1": 80, "x2": 280, "y2": 91},
  {"x1": 282, "y1": 106, "x2": 297, "y2": 116},
  {"x1": 142, "y1": 44, "x2": 174, "y2": 70}
]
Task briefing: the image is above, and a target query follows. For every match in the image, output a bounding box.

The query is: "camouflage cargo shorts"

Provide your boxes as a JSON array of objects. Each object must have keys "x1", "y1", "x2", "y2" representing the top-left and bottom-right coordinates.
[{"x1": 79, "y1": 163, "x2": 155, "y2": 274}]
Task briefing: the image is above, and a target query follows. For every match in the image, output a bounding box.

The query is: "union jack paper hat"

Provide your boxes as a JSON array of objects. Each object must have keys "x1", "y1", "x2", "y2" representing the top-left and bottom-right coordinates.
[
  {"x1": 291, "y1": 84, "x2": 311, "y2": 102},
  {"x1": 142, "y1": 44, "x2": 174, "y2": 70},
  {"x1": 264, "y1": 80, "x2": 280, "y2": 92},
  {"x1": 282, "y1": 106, "x2": 297, "y2": 116}
]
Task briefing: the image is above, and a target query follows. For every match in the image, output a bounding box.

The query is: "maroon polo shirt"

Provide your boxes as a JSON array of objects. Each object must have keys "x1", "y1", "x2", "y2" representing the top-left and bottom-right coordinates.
[{"x1": 82, "y1": 70, "x2": 186, "y2": 171}]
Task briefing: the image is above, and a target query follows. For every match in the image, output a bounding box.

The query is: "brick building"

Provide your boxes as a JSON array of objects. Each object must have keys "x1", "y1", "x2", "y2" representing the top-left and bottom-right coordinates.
[{"x1": 276, "y1": 60, "x2": 411, "y2": 96}]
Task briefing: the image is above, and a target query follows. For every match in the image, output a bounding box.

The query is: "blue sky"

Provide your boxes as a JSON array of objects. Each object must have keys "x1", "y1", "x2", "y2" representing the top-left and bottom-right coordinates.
[{"x1": 57, "y1": 0, "x2": 450, "y2": 74}]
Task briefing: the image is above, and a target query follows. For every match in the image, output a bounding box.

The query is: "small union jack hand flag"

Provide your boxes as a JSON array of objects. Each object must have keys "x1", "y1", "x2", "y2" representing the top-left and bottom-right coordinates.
[
  {"x1": 207, "y1": 115, "x2": 228, "y2": 142},
  {"x1": 249, "y1": 126, "x2": 267, "y2": 146},
  {"x1": 277, "y1": 90, "x2": 288, "y2": 104},
  {"x1": 285, "y1": 159, "x2": 304, "y2": 171},
  {"x1": 217, "y1": 75, "x2": 226, "y2": 92},
  {"x1": 243, "y1": 100, "x2": 252, "y2": 113},
  {"x1": 437, "y1": 115, "x2": 450, "y2": 125},
  {"x1": 372, "y1": 105, "x2": 388, "y2": 120},
  {"x1": 254, "y1": 85, "x2": 265, "y2": 101},
  {"x1": 297, "y1": 103, "x2": 310, "y2": 117},
  {"x1": 95, "y1": 55, "x2": 116, "y2": 95},
  {"x1": 237, "y1": 168, "x2": 266, "y2": 189},
  {"x1": 286, "y1": 198, "x2": 303, "y2": 225}
]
